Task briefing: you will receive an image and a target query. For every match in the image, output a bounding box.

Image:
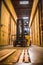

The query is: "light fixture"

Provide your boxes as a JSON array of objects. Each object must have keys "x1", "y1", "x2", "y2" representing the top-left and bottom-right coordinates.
[
  {"x1": 19, "y1": 1, "x2": 29, "y2": 5},
  {"x1": 23, "y1": 17, "x2": 29, "y2": 19},
  {"x1": 26, "y1": 21, "x2": 28, "y2": 24}
]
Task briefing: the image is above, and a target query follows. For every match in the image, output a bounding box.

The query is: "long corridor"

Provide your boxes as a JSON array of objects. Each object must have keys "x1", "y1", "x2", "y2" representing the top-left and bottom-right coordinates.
[{"x1": 0, "y1": 0, "x2": 43, "y2": 65}]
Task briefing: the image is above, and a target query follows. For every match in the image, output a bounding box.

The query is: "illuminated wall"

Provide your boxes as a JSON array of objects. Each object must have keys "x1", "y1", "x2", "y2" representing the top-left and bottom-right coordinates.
[
  {"x1": 29, "y1": 0, "x2": 40, "y2": 46},
  {"x1": 0, "y1": 1, "x2": 17, "y2": 46},
  {"x1": 4, "y1": 0, "x2": 17, "y2": 22},
  {"x1": 11, "y1": 18, "x2": 16, "y2": 44},
  {"x1": 30, "y1": 9, "x2": 40, "y2": 45},
  {"x1": 29, "y1": 0, "x2": 43, "y2": 46},
  {"x1": 1, "y1": 2, "x2": 10, "y2": 45}
]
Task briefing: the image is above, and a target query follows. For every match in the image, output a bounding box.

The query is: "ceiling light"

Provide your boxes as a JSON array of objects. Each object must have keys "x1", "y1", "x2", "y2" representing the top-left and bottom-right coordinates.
[
  {"x1": 23, "y1": 17, "x2": 29, "y2": 19},
  {"x1": 19, "y1": 1, "x2": 29, "y2": 5}
]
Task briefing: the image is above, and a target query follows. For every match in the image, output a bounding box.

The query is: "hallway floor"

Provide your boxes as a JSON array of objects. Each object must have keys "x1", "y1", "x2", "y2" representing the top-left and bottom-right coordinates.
[{"x1": 0, "y1": 45, "x2": 43, "y2": 65}]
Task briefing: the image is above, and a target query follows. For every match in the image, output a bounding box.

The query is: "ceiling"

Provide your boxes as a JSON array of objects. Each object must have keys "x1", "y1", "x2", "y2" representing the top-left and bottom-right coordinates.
[{"x1": 11, "y1": 0, "x2": 33, "y2": 22}]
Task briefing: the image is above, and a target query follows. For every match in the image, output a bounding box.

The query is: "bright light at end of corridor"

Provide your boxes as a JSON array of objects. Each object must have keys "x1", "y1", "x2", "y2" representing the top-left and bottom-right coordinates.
[
  {"x1": 19, "y1": 1, "x2": 29, "y2": 5},
  {"x1": 23, "y1": 17, "x2": 29, "y2": 19}
]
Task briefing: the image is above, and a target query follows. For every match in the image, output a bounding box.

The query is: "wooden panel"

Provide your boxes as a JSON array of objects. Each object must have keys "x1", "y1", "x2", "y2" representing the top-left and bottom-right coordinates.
[
  {"x1": 24, "y1": 50, "x2": 30, "y2": 63},
  {"x1": 30, "y1": 9, "x2": 40, "y2": 45},
  {"x1": 0, "y1": 49, "x2": 16, "y2": 62},
  {"x1": 18, "y1": 50, "x2": 24, "y2": 63}
]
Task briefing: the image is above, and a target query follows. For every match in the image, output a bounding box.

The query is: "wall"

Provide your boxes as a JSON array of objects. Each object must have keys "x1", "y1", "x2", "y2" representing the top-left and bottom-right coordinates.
[
  {"x1": 4, "y1": 0, "x2": 17, "y2": 22},
  {"x1": 1, "y1": 2, "x2": 10, "y2": 45},
  {"x1": 0, "y1": 1, "x2": 1, "y2": 45},
  {"x1": 29, "y1": 0, "x2": 39, "y2": 27},
  {"x1": 30, "y1": 9, "x2": 40, "y2": 45},
  {"x1": 11, "y1": 18, "x2": 16, "y2": 44},
  {"x1": 39, "y1": 0, "x2": 43, "y2": 46},
  {"x1": 41, "y1": 0, "x2": 43, "y2": 46},
  {"x1": 29, "y1": 0, "x2": 40, "y2": 46},
  {"x1": 0, "y1": 1, "x2": 17, "y2": 46}
]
